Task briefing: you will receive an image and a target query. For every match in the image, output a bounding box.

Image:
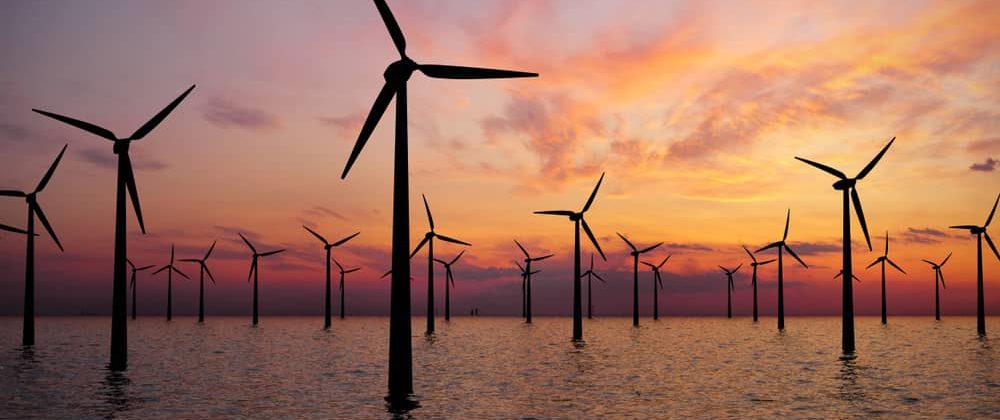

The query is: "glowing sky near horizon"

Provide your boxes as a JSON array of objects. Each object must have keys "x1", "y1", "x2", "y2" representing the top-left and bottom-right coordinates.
[{"x1": 0, "y1": 0, "x2": 998, "y2": 317}]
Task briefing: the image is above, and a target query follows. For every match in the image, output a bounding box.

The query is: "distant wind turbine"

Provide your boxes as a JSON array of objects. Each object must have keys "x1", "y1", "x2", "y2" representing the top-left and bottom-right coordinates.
[
  {"x1": 865, "y1": 232, "x2": 905, "y2": 325},
  {"x1": 743, "y1": 246, "x2": 775, "y2": 323},
  {"x1": 581, "y1": 254, "x2": 605, "y2": 319},
  {"x1": 719, "y1": 265, "x2": 741, "y2": 318},
  {"x1": 755, "y1": 210, "x2": 808, "y2": 330},
  {"x1": 303, "y1": 226, "x2": 360, "y2": 328},
  {"x1": 949, "y1": 193, "x2": 1000, "y2": 335},
  {"x1": 922, "y1": 253, "x2": 951, "y2": 321},
  {"x1": 433, "y1": 251, "x2": 465, "y2": 322},
  {"x1": 240, "y1": 233, "x2": 285, "y2": 325},
  {"x1": 514, "y1": 240, "x2": 552, "y2": 324},
  {"x1": 1, "y1": 144, "x2": 67, "y2": 346},
  {"x1": 410, "y1": 195, "x2": 470, "y2": 334},
  {"x1": 641, "y1": 255, "x2": 671, "y2": 320},
  {"x1": 515, "y1": 260, "x2": 541, "y2": 318},
  {"x1": 333, "y1": 258, "x2": 361, "y2": 319},
  {"x1": 152, "y1": 245, "x2": 189, "y2": 321},
  {"x1": 126, "y1": 259, "x2": 154, "y2": 320},
  {"x1": 796, "y1": 137, "x2": 894, "y2": 354},
  {"x1": 618, "y1": 233, "x2": 661, "y2": 326},
  {"x1": 180, "y1": 241, "x2": 217, "y2": 323},
  {"x1": 34, "y1": 85, "x2": 195, "y2": 369}
]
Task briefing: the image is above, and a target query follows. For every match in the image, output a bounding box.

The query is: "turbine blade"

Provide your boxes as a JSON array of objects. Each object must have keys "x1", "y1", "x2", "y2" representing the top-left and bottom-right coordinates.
[
  {"x1": 514, "y1": 261, "x2": 524, "y2": 271},
  {"x1": 743, "y1": 245, "x2": 756, "y2": 262},
  {"x1": 616, "y1": 232, "x2": 636, "y2": 251},
  {"x1": 866, "y1": 259, "x2": 880, "y2": 269},
  {"x1": 833, "y1": 271, "x2": 842, "y2": 279},
  {"x1": 758, "y1": 259, "x2": 776, "y2": 265},
  {"x1": 513, "y1": 239, "x2": 529, "y2": 258},
  {"x1": 534, "y1": 210, "x2": 575, "y2": 216},
  {"x1": 334, "y1": 258, "x2": 344, "y2": 271},
  {"x1": 381, "y1": 269, "x2": 392, "y2": 279},
  {"x1": 418, "y1": 64, "x2": 537, "y2": 79},
  {"x1": 129, "y1": 85, "x2": 196, "y2": 140},
  {"x1": 171, "y1": 244, "x2": 175, "y2": 263},
  {"x1": 341, "y1": 82, "x2": 396, "y2": 179},
  {"x1": 345, "y1": 268, "x2": 361, "y2": 274},
  {"x1": 852, "y1": 274, "x2": 862, "y2": 282},
  {"x1": 171, "y1": 266, "x2": 189, "y2": 279},
  {"x1": 122, "y1": 153, "x2": 146, "y2": 234},
  {"x1": 126, "y1": 258, "x2": 136, "y2": 270},
  {"x1": 260, "y1": 249, "x2": 285, "y2": 257},
  {"x1": 204, "y1": 265, "x2": 216, "y2": 284},
  {"x1": 0, "y1": 190, "x2": 27, "y2": 197},
  {"x1": 205, "y1": 240, "x2": 217, "y2": 260},
  {"x1": 756, "y1": 242, "x2": 782, "y2": 253},
  {"x1": 949, "y1": 225, "x2": 978, "y2": 230},
  {"x1": 239, "y1": 233, "x2": 257, "y2": 253},
  {"x1": 0, "y1": 223, "x2": 27, "y2": 235},
  {"x1": 529, "y1": 270, "x2": 540, "y2": 276},
  {"x1": 32, "y1": 109, "x2": 117, "y2": 141},
  {"x1": 984, "y1": 233, "x2": 1000, "y2": 262},
  {"x1": 137, "y1": 265, "x2": 155, "y2": 271},
  {"x1": 32, "y1": 203, "x2": 63, "y2": 252},
  {"x1": 302, "y1": 225, "x2": 329, "y2": 245},
  {"x1": 531, "y1": 254, "x2": 553, "y2": 262},
  {"x1": 450, "y1": 250, "x2": 465, "y2": 265},
  {"x1": 855, "y1": 137, "x2": 895, "y2": 180},
  {"x1": 641, "y1": 261, "x2": 656, "y2": 268},
  {"x1": 783, "y1": 209, "x2": 790, "y2": 241},
  {"x1": 921, "y1": 259, "x2": 935, "y2": 266},
  {"x1": 436, "y1": 234, "x2": 471, "y2": 246},
  {"x1": 639, "y1": 242, "x2": 663, "y2": 254},
  {"x1": 422, "y1": 194, "x2": 434, "y2": 231},
  {"x1": 248, "y1": 259, "x2": 257, "y2": 283},
  {"x1": 851, "y1": 187, "x2": 872, "y2": 251},
  {"x1": 153, "y1": 265, "x2": 169, "y2": 275},
  {"x1": 658, "y1": 255, "x2": 671, "y2": 268},
  {"x1": 35, "y1": 144, "x2": 68, "y2": 192},
  {"x1": 582, "y1": 172, "x2": 605, "y2": 212},
  {"x1": 986, "y1": 193, "x2": 999, "y2": 227},
  {"x1": 332, "y1": 232, "x2": 361, "y2": 247},
  {"x1": 410, "y1": 236, "x2": 430, "y2": 259},
  {"x1": 581, "y1": 218, "x2": 606, "y2": 261},
  {"x1": 733, "y1": 264, "x2": 742, "y2": 273},
  {"x1": 718, "y1": 265, "x2": 727, "y2": 273},
  {"x1": 784, "y1": 245, "x2": 809, "y2": 268},
  {"x1": 432, "y1": 258, "x2": 447, "y2": 265},
  {"x1": 373, "y1": 0, "x2": 406, "y2": 56},
  {"x1": 939, "y1": 270, "x2": 946, "y2": 288},
  {"x1": 794, "y1": 157, "x2": 846, "y2": 179},
  {"x1": 940, "y1": 252, "x2": 952, "y2": 267},
  {"x1": 592, "y1": 272, "x2": 606, "y2": 282},
  {"x1": 884, "y1": 230, "x2": 889, "y2": 256},
  {"x1": 886, "y1": 258, "x2": 906, "y2": 274},
  {"x1": 178, "y1": 259, "x2": 200, "y2": 262}
]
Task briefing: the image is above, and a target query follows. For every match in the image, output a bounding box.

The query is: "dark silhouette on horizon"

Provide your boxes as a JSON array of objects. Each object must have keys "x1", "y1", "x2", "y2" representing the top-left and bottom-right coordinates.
[
  {"x1": 641, "y1": 255, "x2": 671, "y2": 320},
  {"x1": 240, "y1": 233, "x2": 285, "y2": 325},
  {"x1": 152, "y1": 245, "x2": 189, "y2": 321},
  {"x1": 1, "y1": 144, "x2": 66, "y2": 346},
  {"x1": 410, "y1": 194, "x2": 470, "y2": 334},
  {"x1": 796, "y1": 136, "x2": 895, "y2": 354},
  {"x1": 33, "y1": 84, "x2": 195, "y2": 369},
  {"x1": 126, "y1": 259, "x2": 154, "y2": 320},
  {"x1": 515, "y1": 260, "x2": 541, "y2": 319},
  {"x1": 333, "y1": 258, "x2": 361, "y2": 319},
  {"x1": 743, "y1": 245, "x2": 775, "y2": 323},
  {"x1": 756, "y1": 210, "x2": 808, "y2": 330},
  {"x1": 949, "y1": 193, "x2": 999, "y2": 335},
  {"x1": 618, "y1": 233, "x2": 662, "y2": 326},
  {"x1": 433, "y1": 251, "x2": 465, "y2": 322},
  {"x1": 303, "y1": 226, "x2": 360, "y2": 328},
  {"x1": 179, "y1": 241, "x2": 217, "y2": 323},
  {"x1": 514, "y1": 240, "x2": 553, "y2": 323},
  {"x1": 338, "y1": 0, "x2": 536, "y2": 400},
  {"x1": 581, "y1": 254, "x2": 605, "y2": 319},
  {"x1": 865, "y1": 232, "x2": 905, "y2": 325},
  {"x1": 922, "y1": 253, "x2": 951, "y2": 321},
  {"x1": 719, "y1": 265, "x2": 741, "y2": 318},
  {"x1": 535, "y1": 172, "x2": 607, "y2": 340}
]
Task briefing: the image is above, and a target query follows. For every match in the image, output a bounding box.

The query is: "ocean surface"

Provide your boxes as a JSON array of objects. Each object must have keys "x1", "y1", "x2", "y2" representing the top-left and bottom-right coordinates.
[{"x1": 0, "y1": 316, "x2": 997, "y2": 419}]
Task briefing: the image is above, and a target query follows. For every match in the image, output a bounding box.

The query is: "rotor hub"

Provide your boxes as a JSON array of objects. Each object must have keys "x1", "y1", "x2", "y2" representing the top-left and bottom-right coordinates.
[
  {"x1": 569, "y1": 213, "x2": 582, "y2": 221},
  {"x1": 972, "y1": 227, "x2": 985, "y2": 234},
  {"x1": 384, "y1": 58, "x2": 417, "y2": 83},
  {"x1": 25, "y1": 193, "x2": 36, "y2": 204},
  {"x1": 832, "y1": 178, "x2": 856, "y2": 190},
  {"x1": 113, "y1": 140, "x2": 129, "y2": 155},
  {"x1": 425, "y1": 232, "x2": 434, "y2": 239}
]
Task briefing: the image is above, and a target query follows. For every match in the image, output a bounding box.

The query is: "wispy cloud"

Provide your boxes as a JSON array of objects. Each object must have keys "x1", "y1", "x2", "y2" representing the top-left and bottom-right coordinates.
[
  {"x1": 203, "y1": 98, "x2": 280, "y2": 130},
  {"x1": 78, "y1": 148, "x2": 168, "y2": 171},
  {"x1": 900, "y1": 227, "x2": 950, "y2": 244},
  {"x1": 969, "y1": 157, "x2": 997, "y2": 172}
]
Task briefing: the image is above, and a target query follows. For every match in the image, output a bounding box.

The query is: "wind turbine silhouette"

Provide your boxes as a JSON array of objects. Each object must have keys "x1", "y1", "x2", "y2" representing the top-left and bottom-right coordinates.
[
  {"x1": 618, "y1": 233, "x2": 662, "y2": 326},
  {"x1": 950, "y1": 193, "x2": 1000, "y2": 335},
  {"x1": 151, "y1": 245, "x2": 188, "y2": 321},
  {"x1": 240, "y1": 233, "x2": 285, "y2": 325},
  {"x1": 581, "y1": 254, "x2": 605, "y2": 319},
  {"x1": 743, "y1": 246, "x2": 775, "y2": 323},
  {"x1": 179, "y1": 241, "x2": 217, "y2": 323},
  {"x1": 515, "y1": 260, "x2": 541, "y2": 318},
  {"x1": 303, "y1": 226, "x2": 360, "y2": 328},
  {"x1": 1, "y1": 144, "x2": 66, "y2": 346},
  {"x1": 641, "y1": 255, "x2": 671, "y2": 321},
  {"x1": 433, "y1": 251, "x2": 465, "y2": 322},
  {"x1": 126, "y1": 259, "x2": 154, "y2": 320},
  {"x1": 339, "y1": 0, "x2": 536, "y2": 399},
  {"x1": 333, "y1": 258, "x2": 361, "y2": 319},
  {"x1": 719, "y1": 265, "x2": 741, "y2": 318},
  {"x1": 514, "y1": 240, "x2": 552, "y2": 324},
  {"x1": 535, "y1": 172, "x2": 607, "y2": 341},
  {"x1": 755, "y1": 210, "x2": 808, "y2": 330},
  {"x1": 410, "y1": 195, "x2": 470, "y2": 334},
  {"x1": 0, "y1": 224, "x2": 30, "y2": 235},
  {"x1": 796, "y1": 137, "x2": 894, "y2": 354},
  {"x1": 865, "y1": 232, "x2": 905, "y2": 325},
  {"x1": 922, "y1": 253, "x2": 951, "y2": 321}
]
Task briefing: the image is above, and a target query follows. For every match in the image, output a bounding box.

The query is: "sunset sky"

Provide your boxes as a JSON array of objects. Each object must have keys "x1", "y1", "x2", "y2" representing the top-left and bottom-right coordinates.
[{"x1": 1, "y1": 0, "x2": 998, "y2": 317}]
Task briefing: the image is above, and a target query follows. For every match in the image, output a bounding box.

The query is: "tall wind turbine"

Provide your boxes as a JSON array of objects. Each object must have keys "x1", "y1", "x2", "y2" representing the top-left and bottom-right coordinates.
[
  {"x1": 795, "y1": 137, "x2": 894, "y2": 354},
  {"x1": 339, "y1": 0, "x2": 536, "y2": 399},
  {"x1": 922, "y1": 253, "x2": 951, "y2": 321},
  {"x1": 34, "y1": 85, "x2": 195, "y2": 369},
  {"x1": 303, "y1": 226, "x2": 360, "y2": 328},
  {"x1": 641, "y1": 255, "x2": 671, "y2": 320},
  {"x1": 151, "y1": 245, "x2": 188, "y2": 321},
  {"x1": 333, "y1": 258, "x2": 361, "y2": 319},
  {"x1": 240, "y1": 233, "x2": 285, "y2": 326},
  {"x1": 535, "y1": 172, "x2": 607, "y2": 340},
  {"x1": 581, "y1": 254, "x2": 606, "y2": 319},
  {"x1": 865, "y1": 232, "x2": 905, "y2": 325},
  {"x1": 179, "y1": 241, "x2": 217, "y2": 323},
  {"x1": 127, "y1": 259, "x2": 154, "y2": 320},
  {"x1": 618, "y1": 233, "x2": 662, "y2": 326},
  {"x1": 755, "y1": 210, "x2": 808, "y2": 330},
  {"x1": 719, "y1": 265, "x2": 741, "y2": 318},
  {"x1": 743, "y1": 246, "x2": 775, "y2": 323},
  {"x1": 410, "y1": 195, "x2": 470, "y2": 334},
  {"x1": 1, "y1": 144, "x2": 66, "y2": 346},
  {"x1": 433, "y1": 251, "x2": 465, "y2": 322},
  {"x1": 514, "y1": 240, "x2": 553, "y2": 324},
  {"x1": 950, "y1": 193, "x2": 1000, "y2": 334}
]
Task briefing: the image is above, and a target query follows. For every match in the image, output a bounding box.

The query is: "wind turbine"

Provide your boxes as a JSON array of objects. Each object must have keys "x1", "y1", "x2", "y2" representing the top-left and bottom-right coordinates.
[
  {"x1": 240, "y1": 233, "x2": 285, "y2": 325},
  {"x1": 922, "y1": 253, "x2": 951, "y2": 321},
  {"x1": 743, "y1": 246, "x2": 775, "y2": 323},
  {"x1": 151, "y1": 245, "x2": 188, "y2": 321},
  {"x1": 719, "y1": 265, "x2": 741, "y2": 318},
  {"x1": 865, "y1": 232, "x2": 905, "y2": 325},
  {"x1": 1, "y1": 144, "x2": 66, "y2": 346},
  {"x1": 515, "y1": 260, "x2": 541, "y2": 318},
  {"x1": 126, "y1": 259, "x2": 154, "y2": 320},
  {"x1": 433, "y1": 251, "x2": 465, "y2": 322},
  {"x1": 950, "y1": 193, "x2": 1000, "y2": 334},
  {"x1": 514, "y1": 240, "x2": 553, "y2": 324},
  {"x1": 581, "y1": 254, "x2": 606, "y2": 319},
  {"x1": 535, "y1": 172, "x2": 607, "y2": 341},
  {"x1": 410, "y1": 194, "x2": 470, "y2": 334},
  {"x1": 755, "y1": 210, "x2": 808, "y2": 330},
  {"x1": 179, "y1": 241, "x2": 217, "y2": 323},
  {"x1": 33, "y1": 85, "x2": 195, "y2": 369},
  {"x1": 333, "y1": 258, "x2": 361, "y2": 319},
  {"x1": 641, "y1": 255, "x2": 671, "y2": 320},
  {"x1": 795, "y1": 137, "x2": 894, "y2": 354},
  {"x1": 619, "y1": 233, "x2": 662, "y2": 326},
  {"x1": 339, "y1": 0, "x2": 536, "y2": 399},
  {"x1": 0, "y1": 224, "x2": 30, "y2": 235},
  {"x1": 303, "y1": 226, "x2": 360, "y2": 328}
]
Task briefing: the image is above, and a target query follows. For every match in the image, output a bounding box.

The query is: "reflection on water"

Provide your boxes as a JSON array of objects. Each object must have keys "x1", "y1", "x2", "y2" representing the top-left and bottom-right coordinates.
[{"x1": 0, "y1": 316, "x2": 997, "y2": 418}]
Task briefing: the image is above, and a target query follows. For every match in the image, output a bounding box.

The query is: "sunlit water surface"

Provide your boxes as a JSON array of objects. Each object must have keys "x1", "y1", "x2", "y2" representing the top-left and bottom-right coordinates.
[{"x1": 1, "y1": 316, "x2": 997, "y2": 419}]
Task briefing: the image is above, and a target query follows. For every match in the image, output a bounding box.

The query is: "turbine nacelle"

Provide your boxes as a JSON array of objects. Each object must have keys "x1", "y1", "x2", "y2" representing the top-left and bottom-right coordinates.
[
  {"x1": 384, "y1": 58, "x2": 418, "y2": 83},
  {"x1": 832, "y1": 178, "x2": 857, "y2": 191},
  {"x1": 112, "y1": 140, "x2": 130, "y2": 155}
]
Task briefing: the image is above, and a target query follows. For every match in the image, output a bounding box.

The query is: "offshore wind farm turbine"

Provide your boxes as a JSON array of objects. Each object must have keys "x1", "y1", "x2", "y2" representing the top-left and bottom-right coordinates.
[
  {"x1": 127, "y1": 259, "x2": 154, "y2": 320},
  {"x1": 719, "y1": 265, "x2": 741, "y2": 318},
  {"x1": 618, "y1": 233, "x2": 662, "y2": 326},
  {"x1": 743, "y1": 246, "x2": 775, "y2": 323},
  {"x1": 755, "y1": 210, "x2": 808, "y2": 330},
  {"x1": 410, "y1": 195, "x2": 470, "y2": 334},
  {"x1": 303, "y1": 226, "x2": 360, "y2": 328},
  {"x1": 34, "y1": 85, "x2": 195, "y2": 369},
  {"x1": 151, "y1": 245, "x2": 188, "y2": 321},
  {"x1": 240, "y1": 233, "x2": 285, "y2": 325},
  {"x1": 1, "y1": 144, "x2": 66, "y2": 346},
  {"x1": 433, "y1": 251, "x2": 465, "y2": 321},
  {"x1": 338, "y1": 0, "x2": 536, "y2": 399},
  {"x1": 515, "y1": 260, "x2": 541, "y2": 318},
  {"x1": 641, "y1": 255, "x2": 671, "y2": 320},
  {"x1": 796, "y1": 137, "x2": 895, "y2": 354},
  {"x1": 581, "y1": 254, "x2": 606, "y2": 319},
  {"x1": 865, "y1": 232, "x2": 905, "y2": 325},
  {"x1": 514, "y1": 240, "x2": 553, "y2": 323},
  {"x1": 535, "y1": 172, "x2": 607, "y2": 340},
  {"x1": 950, "y1": 193, "x2": 1000, "y2": 335},
  {"x1": 922, "y1": 253, "x2": 951, "y2": 321},
  {"x1": 179, "y1": 241, "x2": 217, "y2": 323},
  {"x1": 333, "y1": 259, "x2": 361, "y2": 319}
]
